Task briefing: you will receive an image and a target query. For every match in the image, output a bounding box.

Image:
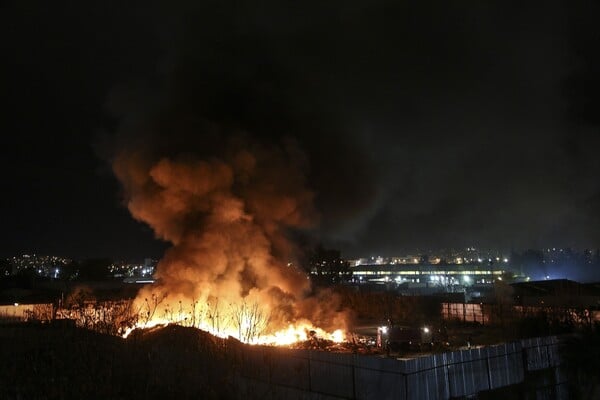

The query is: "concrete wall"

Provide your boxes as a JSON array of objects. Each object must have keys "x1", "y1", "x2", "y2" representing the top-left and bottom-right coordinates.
[
  {"x1": 232, "y1": 336, "x2": 565, "y2": 400},
  {"x1": 0, "y1": 303, "x2": 53, "y2": 322},
  {"x1": 443, "y1": 302, "x2": 600, "y2": 326}
]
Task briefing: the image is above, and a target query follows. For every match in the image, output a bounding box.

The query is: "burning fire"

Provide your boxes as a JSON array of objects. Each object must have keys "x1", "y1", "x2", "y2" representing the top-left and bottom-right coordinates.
[
  {"x1": 122, "y1": 316, "x2": 345, "y2": 346},
  {"x1": 119, "y1": 288, "x2": 347, "y2": 345},
  {"x1": 113, "y1": 135, "x2": 348, "y2": 346},
  {"x1": 119, "y1": 290, "x2": 347, "y2": 344}
]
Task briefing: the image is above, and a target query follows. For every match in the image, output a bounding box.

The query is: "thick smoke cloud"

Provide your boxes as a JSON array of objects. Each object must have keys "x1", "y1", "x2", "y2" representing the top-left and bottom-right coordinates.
[
  {"x1": 111, "y1": 117, "x2": 347, "y2": 329},
  {"x1": 106, "y1": 0, "x2": 600, "y2": 264},
  {"x1": 5, "y1": 1, "x2": 599, "y2": 262}
]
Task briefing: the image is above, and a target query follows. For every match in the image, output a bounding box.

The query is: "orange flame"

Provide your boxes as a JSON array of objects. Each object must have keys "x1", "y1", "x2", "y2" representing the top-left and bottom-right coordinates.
[{"x1": 122, "y1": 314, "x2": 346, "y2": 346}]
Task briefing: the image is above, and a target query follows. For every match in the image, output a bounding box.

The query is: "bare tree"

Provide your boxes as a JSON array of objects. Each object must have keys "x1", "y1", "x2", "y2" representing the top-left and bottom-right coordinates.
[
  {"x1": 140, "y1": 292, "x2": 167, "y2": 327},
  {"x1": 231, "y1": 300, "x2": 271, "y2": 343},
  {"x1": 190, "y1": 299, "x2": 199, "y2": 328},
  {"x1": 206, "y1": 297, "x2": 231, "y2": 335},
  {"x1": 65, "y1": 285, "x2": 95, "y2": 308},
  {"x1": 111, "y1": 300, "x2": 138, "y2": 336},
  {"x1": 162, "y1": 303, "x2": 174, "y2": 322}
]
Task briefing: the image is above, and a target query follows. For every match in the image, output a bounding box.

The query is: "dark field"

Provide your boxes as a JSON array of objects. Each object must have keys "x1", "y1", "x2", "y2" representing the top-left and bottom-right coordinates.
[{"x1": 0, "y1": 323, "x2": 234, "y2": 400}]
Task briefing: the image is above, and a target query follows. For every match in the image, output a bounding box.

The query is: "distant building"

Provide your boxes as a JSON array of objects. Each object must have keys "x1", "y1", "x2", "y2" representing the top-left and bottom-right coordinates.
[
  {"x1": 109, "y1": 258, "x2": 157, "y2": 279},
  {"x1": 143, "y1": 258, "x2": 158, "y2": 275},
  {"x1": 350, "y1": 262, "x2": 507, "y2": 286}
]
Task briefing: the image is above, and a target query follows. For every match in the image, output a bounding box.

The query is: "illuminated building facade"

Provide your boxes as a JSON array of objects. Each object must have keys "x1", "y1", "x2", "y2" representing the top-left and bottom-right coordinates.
[{"x1": 350, "y1": 263, "x2": 506, "y2": 286}]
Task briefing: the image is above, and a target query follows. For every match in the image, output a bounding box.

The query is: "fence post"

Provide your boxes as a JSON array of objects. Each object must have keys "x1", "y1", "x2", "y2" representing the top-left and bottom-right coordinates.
[
  {"x1": 486, "y1": 354, "x2": 492, "y2": 390},
  {"x1": 352, "y1": 354, "x2": 357, "y2": 400},
  {"x1": 308, "y1": 350, "x2": 312, "y2": 393}
]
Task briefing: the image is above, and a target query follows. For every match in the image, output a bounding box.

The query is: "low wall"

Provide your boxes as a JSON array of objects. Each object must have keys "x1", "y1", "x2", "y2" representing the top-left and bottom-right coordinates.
[
  {"x1": 0, "y1": 303, "x2": 53, "y2": 323},
  {"x1": 442, "y1": 302, "x2": 600, "y2": 326},
  {"x1": 232, "y1": 336, "x2": 565, "y2": 400}
]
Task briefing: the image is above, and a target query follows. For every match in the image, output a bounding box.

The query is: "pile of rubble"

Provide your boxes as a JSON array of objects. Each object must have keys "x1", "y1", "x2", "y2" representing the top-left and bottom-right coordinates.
[{"x1": 288, "y1": 332, "x2": 382, "y2": 355}]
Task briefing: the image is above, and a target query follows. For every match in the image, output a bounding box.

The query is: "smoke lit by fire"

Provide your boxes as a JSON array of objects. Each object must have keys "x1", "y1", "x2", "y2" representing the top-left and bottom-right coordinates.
[{"x1": 113, "y1": 133, "x2": 347, "y2": 344}]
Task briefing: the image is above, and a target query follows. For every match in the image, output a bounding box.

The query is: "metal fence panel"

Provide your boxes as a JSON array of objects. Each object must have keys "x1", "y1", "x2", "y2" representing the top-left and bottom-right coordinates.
[
  {"x1": 487, "y1": 342, "x2": 524, "y2": 389},
  {"x1": 354, "y1": 356, "x2": 406, "y2": 400},
  {"x1": 308, "y1": 351, "x2": 354, "y2": 398},
  {"x1": 446, "y1": 348, "x2": 490, "y2": 397}
]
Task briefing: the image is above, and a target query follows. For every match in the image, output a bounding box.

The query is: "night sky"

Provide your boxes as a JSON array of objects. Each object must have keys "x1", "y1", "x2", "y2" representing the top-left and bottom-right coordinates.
[{"x1": 1, "y1": 1, "x2": 599, "y2": 260}]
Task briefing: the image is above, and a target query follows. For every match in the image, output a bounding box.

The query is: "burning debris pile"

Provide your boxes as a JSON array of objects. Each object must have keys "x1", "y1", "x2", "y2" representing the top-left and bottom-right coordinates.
[
  {"x1": 112, "y1": 129, "x2": 349, "y2": 345},
  {"x1": 285, "y1": 331, "x2": 381, "y2": 355},
  {"x1": 125, "y1": 323, "x2": 378, "y2": 357}
]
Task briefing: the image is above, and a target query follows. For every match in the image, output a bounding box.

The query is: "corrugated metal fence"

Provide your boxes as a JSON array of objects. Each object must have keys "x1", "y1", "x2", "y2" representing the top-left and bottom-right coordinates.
[{"x1": 231, "y1": 336, "x2": 565, "y2": 400}]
